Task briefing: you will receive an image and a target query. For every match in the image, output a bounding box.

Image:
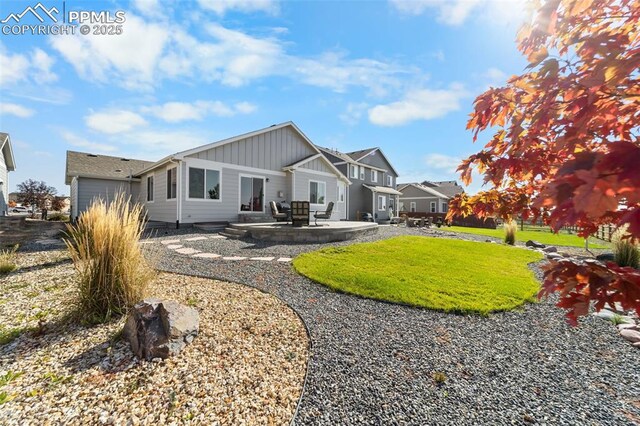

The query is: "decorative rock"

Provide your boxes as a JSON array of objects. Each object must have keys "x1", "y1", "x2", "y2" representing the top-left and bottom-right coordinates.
[
  {"x1": 525, "y1": 240, "x2": 546, "y2": 248},
  {"x1": 123, "y1": 299, "x2": 199, "y2": 360},
  {"x1": 620, "y1": 329, "x2": 640, "y2": 343},
  {"x1": 596, "y1": 253, "x2": 615, "y2": 262},
  {"x1": 546, "y1": 253, "x2": 563, "y2": 260},
  {"x1": 617, "y1": 323, "x2": 639, "y2": 331},
  {"x1": 542, "y1": 246, "x2": 558, "y2": 253},
  {"x1": 633, "y1": 342, "x2": 640, "y2": 348}
]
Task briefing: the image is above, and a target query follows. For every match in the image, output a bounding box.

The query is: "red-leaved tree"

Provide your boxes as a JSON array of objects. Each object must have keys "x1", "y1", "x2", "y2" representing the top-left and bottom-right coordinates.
[{"x1": 447, "y1": 0, "x2": 640, "y2": 324}]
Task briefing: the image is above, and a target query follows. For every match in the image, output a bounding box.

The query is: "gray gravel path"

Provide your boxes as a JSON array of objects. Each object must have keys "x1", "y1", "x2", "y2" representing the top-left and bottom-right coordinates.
[{"x1": 150, "y1": 226, "x2": 640, "y2": 425}]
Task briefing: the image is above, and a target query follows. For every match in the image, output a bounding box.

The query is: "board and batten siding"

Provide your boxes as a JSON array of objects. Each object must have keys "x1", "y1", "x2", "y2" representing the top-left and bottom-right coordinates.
[
  {"x1": 293, "y1": 170, "x2": 345, "y2": 220},
  {"x1": 179, "y1": 157, "x2": 289, "y2": 223},
  {"x1": 142, "y1": 166, "x2": 177, "y2": 223},
  {"x1": 186, "y1": 126, "x2": 316, "y2": 171},
  {"x1": 300, "y1": 158, "x2": 332, "y2": 173},
  {"x1": 0, "y1": 148, "x2": 7, "y2": 214}
]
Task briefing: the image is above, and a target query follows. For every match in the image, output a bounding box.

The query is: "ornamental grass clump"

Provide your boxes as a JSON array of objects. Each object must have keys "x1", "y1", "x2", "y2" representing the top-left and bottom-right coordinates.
[
  {"x1": 0, "y1": 245, "x2": 18, "y2": 275},
  {"x1": 612, "y1": 225, "x2": 639, "y2": 269},
  {"x1": 504, "y1": 221, "x2": 516, "y2": 245},
  {"x1": 64, "y1": 193, "x2": 154, "y2": 323}
]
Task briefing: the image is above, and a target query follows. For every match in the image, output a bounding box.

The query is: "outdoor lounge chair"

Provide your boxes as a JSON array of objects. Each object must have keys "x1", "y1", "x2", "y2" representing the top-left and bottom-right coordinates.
[
  {"x1": 270, "y1": 201, "x2": 289, "y2": 223},
  {"x1": 313, "y1": 202, "x2": 334, "y2": 226}
]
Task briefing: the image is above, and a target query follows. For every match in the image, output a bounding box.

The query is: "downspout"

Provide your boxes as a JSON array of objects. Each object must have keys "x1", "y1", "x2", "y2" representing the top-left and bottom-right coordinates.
[{"x1": 176, "y1": 159, "x2": 182, "y2": 229}]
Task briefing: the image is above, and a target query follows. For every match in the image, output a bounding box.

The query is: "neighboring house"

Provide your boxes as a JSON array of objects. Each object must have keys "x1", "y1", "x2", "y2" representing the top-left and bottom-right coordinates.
[
  {"x1": 397, "y1": 183, "x2": 451, "y2": 214},
  {"x1": 65, "y1": 122, "x2": 350, "y2": 225},
  {"x1": 66, "y1": 151, "x2": 154, "y2": 221},
  {"x1": 317, "y1": 146, "x2": 401, "y2": 222},
  {"x1": 420, "y1": 180, "x2": 464, "y2": 198},
  {"x1": 0, "y1": 133, "x2": 16, "y2": 216},
  {"x1": 8, "y1": 192, "x2": 18, "y2": 203}
]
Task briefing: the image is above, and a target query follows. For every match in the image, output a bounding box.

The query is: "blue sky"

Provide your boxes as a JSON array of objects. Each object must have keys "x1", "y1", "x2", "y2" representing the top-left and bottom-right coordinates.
[{"x1": 0, "y1": 0, "x2": 529, "y2": 195}]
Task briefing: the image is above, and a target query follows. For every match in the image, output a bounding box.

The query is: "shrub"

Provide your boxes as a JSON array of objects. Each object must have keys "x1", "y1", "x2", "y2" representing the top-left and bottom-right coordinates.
[
  {"x1": 0, "y1": 245, "x2": 18, "y2": 275},
  {"x1": 612, "y1": 225, "x2": 639, "y2": 269},
  {"x1": 64, "y1": 193, "x2": 154, "y2": 323},
  {"x1": 504, "y1": 221, "x2": 516, "y2": 245},
  {"x1": 47, "y1": 213, "x2": 69, "y2": 222}
]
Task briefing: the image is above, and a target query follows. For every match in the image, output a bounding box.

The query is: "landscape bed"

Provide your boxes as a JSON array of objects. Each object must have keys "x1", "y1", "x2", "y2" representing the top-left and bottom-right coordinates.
[
  {"x1": 293, "y1": 235, "x2": 544, "y2": 315},
  {"x1": 446, "y1": 226, "x2": 609, "y2": 248},
  {"x1": 0, "y1": 250, "x2": 309, "y2": 425}
]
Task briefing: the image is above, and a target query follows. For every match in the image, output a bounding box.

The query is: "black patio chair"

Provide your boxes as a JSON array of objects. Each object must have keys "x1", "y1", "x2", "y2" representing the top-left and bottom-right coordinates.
[{"x1": 313, "y1": 202, "x2": 334, "y2": 226}]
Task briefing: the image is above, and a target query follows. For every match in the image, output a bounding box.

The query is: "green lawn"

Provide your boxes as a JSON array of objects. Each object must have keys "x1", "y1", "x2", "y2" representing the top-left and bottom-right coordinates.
[
  {"x1": 293, "y1": 236, "x2": 543, "y2": 315},
  {"x1": 446, "y1": 226, "x2": 609, "y2": 248}
]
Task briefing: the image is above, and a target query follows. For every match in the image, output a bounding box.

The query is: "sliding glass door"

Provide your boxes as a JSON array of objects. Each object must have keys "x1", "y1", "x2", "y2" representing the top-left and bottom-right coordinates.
[{"x1": 240, "y1": 176, "x2": 264, "y2": 212}]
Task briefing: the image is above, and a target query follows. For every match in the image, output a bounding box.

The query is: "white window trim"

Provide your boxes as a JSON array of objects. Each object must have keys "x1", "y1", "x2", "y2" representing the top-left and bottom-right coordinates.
[
  {"x1": 359, "y1": 166, "x2": 365, "y2": 180},
  {"x1": 387, "y1": 175, "x2": 393, "y2": 187},
  {"x1": 238, "y1": 174, "x2": 266, "y2": 214},
  {"x1": 350, "y1": 164, "x2": 358, "y2": 179},
  {"x1": 337, "y1": 183, "x2": 345, "y2": 203},
  {"x1": 410, "y1": 202, "x2": 416, "y2": 212},
  {"x1": 430, "y1": 201, "x2": 436, "y2": 213},
  {"x1": 442, "y1": 202, "x2": 448, "y2": 213},
  {"x1": 377, "y1": 195, "x2": 387, "y2": 211},
  {"x1": 309, "y1": 180, "x2": 327, "y2": 206},
  {"x1": 146, "y1": 175, "x2": 154, "y2": 203},
  {"x1": 371, "y1": 170, "x2": 378, "y2": 183},
  {"x1": 186, "y1": 166, "x2": 223, "y2": 202},
  {"x1": 166, "y1": 166, "x2": 177, "y2": 200}
]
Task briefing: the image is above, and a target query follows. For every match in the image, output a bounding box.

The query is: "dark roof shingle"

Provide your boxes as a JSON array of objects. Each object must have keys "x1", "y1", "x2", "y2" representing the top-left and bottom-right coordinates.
[{"x1": 65, "y1": 151, "x2": 154, "y2": 184}]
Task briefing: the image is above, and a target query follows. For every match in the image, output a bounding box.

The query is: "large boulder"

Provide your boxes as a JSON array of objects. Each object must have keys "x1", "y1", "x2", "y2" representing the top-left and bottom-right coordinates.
[{"x1": 124, "y1": 299, "x2": 199, "y2": 360}]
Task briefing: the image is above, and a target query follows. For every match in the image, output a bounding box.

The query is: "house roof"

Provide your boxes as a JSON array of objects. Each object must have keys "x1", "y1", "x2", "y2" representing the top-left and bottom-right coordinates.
[
  {"x1": 283, "y1": 153, "x2": 351, "y2": 184},
  {"x1": 346, "y1": 147, "x2": 400, "y2": 177},
  {"x1": 421, "y1": 180, "x2": 464, "y2": 198},
  {"x1": 316, "y1": 146, "x2": 387, "y2": 172},
  {"x1": 65, "y1": 151, "x2": 154, "y2": 185},
  {"x1": 0, "y1": 133, "x2": 16, "y2": 171},
  {"x1": 397, "y1": 183, "x2": 450, "y2": 199}
]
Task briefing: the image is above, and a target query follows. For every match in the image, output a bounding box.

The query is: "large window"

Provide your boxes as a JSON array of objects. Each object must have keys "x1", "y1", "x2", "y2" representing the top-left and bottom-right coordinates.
[
  {"x1": 309, "y1": 181, "x2": 326, "y2": 205},
  {"x1": 410, "y1": 202, "x2": 416, "y2": 212},
  {"x1": 337, "y1": 183, "x2": 345, "y2": 203},
  {"x1": 188, "y1": 167, "x2": 220, "y2": 200},
  {"x1": 442, "y1": 202, "x2": 448, "y2": 213},
  {"x1": 350, "y1": 165, "x2": 358, "y2": 179},
  {"x1": 240, "y1": 176, "x2": 264, "y2": 212},
  {"x1": 146, "y1": 176, "x2": 154, "y2": 202},
  {"x1": 430, "y1": 201, "x2": 436, "y2": 213},
  {"x1": 167, "y1": 167, "x2": 177, "y2": 200},
  {"x1": 371, "y1": 170, "x2": 378, "y2": 183},
  {"x1": 377, "y1": 195, "x2": 387, "y2": 211}
]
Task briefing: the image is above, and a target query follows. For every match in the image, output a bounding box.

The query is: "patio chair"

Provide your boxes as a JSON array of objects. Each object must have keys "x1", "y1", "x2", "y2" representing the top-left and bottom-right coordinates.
[
  {"x1": 269, "y1": 201, "x2": 289, "y2": 224},
  {"x1": 313, "y1": 202, "x2": 334, "y2": 226}
]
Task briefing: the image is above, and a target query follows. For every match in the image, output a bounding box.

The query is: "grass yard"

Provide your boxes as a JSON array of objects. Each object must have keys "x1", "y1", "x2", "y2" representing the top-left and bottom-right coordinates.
[
  {"x1": 293, "y1": 236, "x2": 543, "y2": 315},
  {"x1": 446, "y1": 226, "x2": 609, "y2": 248}
]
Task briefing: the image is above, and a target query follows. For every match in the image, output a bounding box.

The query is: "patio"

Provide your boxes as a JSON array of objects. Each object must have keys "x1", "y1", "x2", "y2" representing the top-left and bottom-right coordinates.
[{"x1": 226, "y1": 221, "x2": 379, "y2": 243}]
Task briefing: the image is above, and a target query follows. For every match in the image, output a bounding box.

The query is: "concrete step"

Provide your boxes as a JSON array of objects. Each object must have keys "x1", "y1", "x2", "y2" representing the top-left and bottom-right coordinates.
[
  {"x1": 194, "y1": 223, "x2": 227, "y2": 232},
  {"x1": 221, "y1": 227, "x2": 249, "y2": 238}
]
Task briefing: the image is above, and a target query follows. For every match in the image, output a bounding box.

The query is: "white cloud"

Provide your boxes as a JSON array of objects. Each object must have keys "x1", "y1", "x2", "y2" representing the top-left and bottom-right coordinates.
[
  {"x1": 197, "y1": 0, "x2": 278, "y2": 15},
  {"x1": 132, "y1": 0, "x2": 164, "y2": 18},
  {"x1": 85, "y1": 110, "x2": 148, "y2": 134},
  {"x1": 339, "y1": 102, "x2": 369, "y2": 125},
  {"x1": 49, "y1": 14, "x2": 170, "y2": 90},
  {"x1": 0, "y1": 44, "x2": 57, "y2": 86},
  {"x1": 62, "y1": 131, "x2": 118, "y2": 153},
  {"x1": 142, "y1": 100, "x2": 257, "y2": 122},
  {"x1": 390, "y1": 0, "x2": 527, "y2": 26},
  {"x1": 424, "y1": 153, "x2": 462, "y2": 171},
  {"x1": 483, "y1": 67, "x2": 508, "y2": 87},
  {"x1": 368, "y1": 84, "x2": 467, "y2": 126},
  {"x1": 0, "y1": 103, "x2": 35, "y2": 118}
]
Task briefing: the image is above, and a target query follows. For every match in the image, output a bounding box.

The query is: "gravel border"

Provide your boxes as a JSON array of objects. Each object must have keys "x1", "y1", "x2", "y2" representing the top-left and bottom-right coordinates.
[{"x1": 149, "y1": 226, "x2": 640, "y2": 425}]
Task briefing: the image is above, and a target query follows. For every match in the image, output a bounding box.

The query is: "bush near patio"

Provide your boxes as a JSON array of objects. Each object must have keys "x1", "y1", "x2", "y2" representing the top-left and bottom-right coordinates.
[
  {"x1": 293, "y1": 236, "x2": 543, "y2": 315},
  {"x1": 64, "y1": 193, "x2": 154, "y2": 323},
  {"x1": 446, "y1": 226, "x2": 608, "y2": 249}
]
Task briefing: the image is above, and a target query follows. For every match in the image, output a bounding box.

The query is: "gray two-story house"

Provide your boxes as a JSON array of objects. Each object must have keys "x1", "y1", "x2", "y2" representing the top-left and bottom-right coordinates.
[{"x1": 317, "y1": 146, "x2": 401, "y2": 222}]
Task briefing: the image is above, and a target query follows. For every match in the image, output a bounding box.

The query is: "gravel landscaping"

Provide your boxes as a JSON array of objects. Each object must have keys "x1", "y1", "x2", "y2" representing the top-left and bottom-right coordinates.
[
  {"x1": 148, "y1": 225, "x2": 640, "y2": 425},
  {"x1": 0, "y1": 250, "x2": 308, "y2": 425}
]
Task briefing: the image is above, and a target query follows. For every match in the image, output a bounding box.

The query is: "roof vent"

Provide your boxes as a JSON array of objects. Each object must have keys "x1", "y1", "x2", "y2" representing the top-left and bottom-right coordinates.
[
  {"x1": 121, "y1": 158, "x2": 130, "y2": 161},
  {"x1": 87, "y1": 154, "x2": 98, "y2": 157}
]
